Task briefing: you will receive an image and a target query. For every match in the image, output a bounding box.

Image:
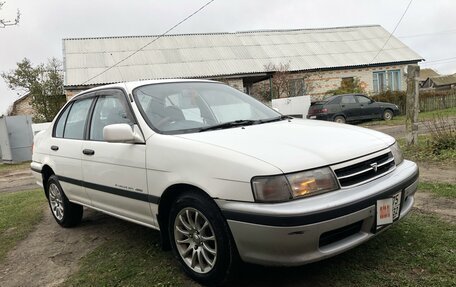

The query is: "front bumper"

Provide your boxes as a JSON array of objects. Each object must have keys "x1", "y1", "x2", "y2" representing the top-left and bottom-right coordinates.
[{"x1": 216, "y1": 160, "x2": 418, "y2": 266}]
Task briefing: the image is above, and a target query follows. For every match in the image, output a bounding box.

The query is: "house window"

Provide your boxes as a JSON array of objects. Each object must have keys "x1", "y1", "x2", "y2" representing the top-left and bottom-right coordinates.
[
  {"x1": 388, "y1": 70, "x2": 401, "y2": 91},
  {"x1": 341, "y1": 77, "x2": 355, "y2": 90},
  {"x1": 373, "y1": 71, "x2": 386, "y2": 93},
  {"x1": 288, "y1": 78, "x2": 305, "y2": 97}
]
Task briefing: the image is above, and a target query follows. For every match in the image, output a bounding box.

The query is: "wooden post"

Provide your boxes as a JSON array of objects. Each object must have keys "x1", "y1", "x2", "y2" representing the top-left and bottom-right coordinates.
[{"x1": 405, "y1": 65, "x2": 420, "y2": 145}]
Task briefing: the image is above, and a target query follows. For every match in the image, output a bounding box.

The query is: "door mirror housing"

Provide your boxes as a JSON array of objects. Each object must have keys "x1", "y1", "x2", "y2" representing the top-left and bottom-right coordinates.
[{"x1": 103, "y1": 124, "x2": 144, "y2": 143}]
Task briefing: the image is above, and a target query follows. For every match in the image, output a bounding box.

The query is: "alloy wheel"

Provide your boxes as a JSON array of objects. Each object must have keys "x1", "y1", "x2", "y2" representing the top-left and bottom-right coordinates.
[
  {"x1": 174, "y1": 207, "x2": 217, "y2": 274},
  {"x1": 49, "y1": 183, "x2": 64, "y2": 221}
]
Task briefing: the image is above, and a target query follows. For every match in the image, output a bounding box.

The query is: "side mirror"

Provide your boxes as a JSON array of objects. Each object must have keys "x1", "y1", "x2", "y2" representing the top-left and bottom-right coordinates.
[{"x1": 103, "y1": 124, "x2": 144, "y2": 143}]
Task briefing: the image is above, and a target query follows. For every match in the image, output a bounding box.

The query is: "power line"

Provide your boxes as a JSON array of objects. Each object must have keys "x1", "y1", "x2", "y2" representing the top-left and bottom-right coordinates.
[
  {"x1": 422, "y1": 56, "x2": 456, "y2": 64},
  {"x1": 81, "y1": 0, "x2": 216, "y2": 85},
  {"x1": 398, "y1": 28, "x2": 456, "y2": 39},
  {"x1": 370, "y1": 0, "x2": 413, "y2": 64}
]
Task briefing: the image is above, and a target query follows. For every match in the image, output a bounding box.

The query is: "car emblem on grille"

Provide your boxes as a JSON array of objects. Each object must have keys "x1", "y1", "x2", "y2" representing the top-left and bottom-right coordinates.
[{"x1": 370, "y1": 162, "x2": 378, "y2": 172}]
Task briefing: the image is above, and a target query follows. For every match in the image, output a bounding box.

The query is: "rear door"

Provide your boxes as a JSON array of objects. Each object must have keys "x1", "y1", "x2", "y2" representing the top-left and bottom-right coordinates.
[
  {"x1": 81, "y1": 89, "x2": 153, "y2": 225},
  {"x1": 339, "y1": 95, "x2": 361, "y2": 121},
  {"x1": 48, "y1": 96, "x2": 94, "y2": 205}
]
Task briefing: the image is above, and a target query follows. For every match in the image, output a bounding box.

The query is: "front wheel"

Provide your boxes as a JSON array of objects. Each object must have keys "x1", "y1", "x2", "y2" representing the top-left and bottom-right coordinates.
[
  {"x1": 169, "y1": 192, "x2": 238, "y2": 285},
  {"x1": 383, "y1": 109, "x2": 393, "y2": 121},
  {"x1": 47, "y1": 175, "x2": 83, "y2": 227}
]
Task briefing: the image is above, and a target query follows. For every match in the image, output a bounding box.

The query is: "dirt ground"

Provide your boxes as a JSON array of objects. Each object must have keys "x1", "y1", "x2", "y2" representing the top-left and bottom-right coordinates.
[
  {"x1": 0, "y1": 160, "x2": 454, "y2": 287},
  {"x1": 0, "y1": 169, "x2": 38, "y2": 193}
]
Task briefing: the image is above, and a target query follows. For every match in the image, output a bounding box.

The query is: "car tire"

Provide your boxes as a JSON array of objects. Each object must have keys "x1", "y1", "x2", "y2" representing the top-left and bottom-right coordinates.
[
  {"x1": 334, "y1": 115, "x2": 346, "y2": 124},
  {"x1": 168, "y1": 191, "x2": 239, "y2": 286},
  {"x1": 383, "y1": 109, "x2": 393, "y2": 121},
  {"x1": 46, "y1": 175, "x2": 83, "y2": 228}
]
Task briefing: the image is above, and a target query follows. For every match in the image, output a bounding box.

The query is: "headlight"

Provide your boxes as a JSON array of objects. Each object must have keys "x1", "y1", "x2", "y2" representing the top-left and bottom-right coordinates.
[
  {"x1": 251, "y1": 167, "x2": 339, "y2": 202},
  {"x1": 390, "y1": 141, "x2": 404, "y2": 165}
]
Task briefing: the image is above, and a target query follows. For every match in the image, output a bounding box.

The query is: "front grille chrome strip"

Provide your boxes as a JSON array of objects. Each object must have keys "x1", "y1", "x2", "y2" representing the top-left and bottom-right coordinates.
[
  {"x1": 332, "y1": 150, "x2": 395, "y2": 188},
  {"x1": 337, "y1": 157, "x2": 395, "y2": 180}
]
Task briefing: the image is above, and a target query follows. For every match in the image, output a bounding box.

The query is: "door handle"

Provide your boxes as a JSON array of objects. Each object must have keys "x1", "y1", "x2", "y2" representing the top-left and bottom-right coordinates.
[
  {"x1": 50, "y1": 145, "x2": 59, "y2": 151},
  {"x1": 82, "y1": 149, "x2": 95, "y2": 156}
]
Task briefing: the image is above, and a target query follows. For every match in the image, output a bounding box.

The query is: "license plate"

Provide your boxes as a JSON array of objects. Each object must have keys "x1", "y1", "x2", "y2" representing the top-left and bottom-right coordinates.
[
  {"x1": 309, "y1": 115, "x2": 316, "y2": 119},
  {"x1": 376, "y1": 192, "x2": 401, "y2": 227}
]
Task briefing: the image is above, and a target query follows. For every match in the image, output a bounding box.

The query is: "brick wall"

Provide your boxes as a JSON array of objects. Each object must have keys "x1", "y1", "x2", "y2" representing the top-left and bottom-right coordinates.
[
  {"x1": 10, "y1": 95, "x2": 36, "y2": 118},
  {"x1": 251, "y1": 64, "x2": 408, "y2": 101},
  {"x1": 218, "y1": 78, "x2": 244, "y2": 92}
]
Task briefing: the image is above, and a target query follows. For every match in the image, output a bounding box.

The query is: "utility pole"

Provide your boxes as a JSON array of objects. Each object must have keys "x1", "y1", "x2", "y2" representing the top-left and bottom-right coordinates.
[{"x1": 405, "y1": 65, "x2": 420, "y2": 145}]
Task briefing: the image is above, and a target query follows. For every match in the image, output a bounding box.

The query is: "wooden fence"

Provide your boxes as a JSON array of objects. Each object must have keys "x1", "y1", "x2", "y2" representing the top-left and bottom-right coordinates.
[
  {"x1": 373, "y1": 90, "x2": 456, "y2": 115},
  {"x1": 419, "y1": 91, "x2": 456, "y2": 112}
]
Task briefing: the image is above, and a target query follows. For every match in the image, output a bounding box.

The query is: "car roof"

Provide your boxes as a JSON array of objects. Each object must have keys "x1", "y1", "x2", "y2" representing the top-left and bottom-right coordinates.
[{"x1": 71, "y1": 79, "x2": 219, "y2": 100}]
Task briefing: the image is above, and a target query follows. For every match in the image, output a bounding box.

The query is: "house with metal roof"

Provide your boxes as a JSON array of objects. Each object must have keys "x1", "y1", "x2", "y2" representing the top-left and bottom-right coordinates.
[
  {"x1": 422, "y1": 74, "x2": 456, "y2": 90},
  {"x1": 62, "y1": 25, "x2": 422, "y2": 100}
]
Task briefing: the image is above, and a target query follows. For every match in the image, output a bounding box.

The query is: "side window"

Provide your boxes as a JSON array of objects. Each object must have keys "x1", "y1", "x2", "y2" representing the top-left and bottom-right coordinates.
[
  {"x1": 64, "y1": 98, "x2": 93, "y2": 140},
  {"x1": 341, "y1": 95, "x2": 356, "y2": 104},
  {"x1": 356, "y1": 96, "x2": 371, "y2": 104},
  {"x1": 89, "y1": 93, "x2": 134, "y2": 141},
  {"x1": 330, "y1": 97, "x2": 341, "y2": 104},
  {"x1": 54, "y1": 103, "x2": 72, "y2": 138}
]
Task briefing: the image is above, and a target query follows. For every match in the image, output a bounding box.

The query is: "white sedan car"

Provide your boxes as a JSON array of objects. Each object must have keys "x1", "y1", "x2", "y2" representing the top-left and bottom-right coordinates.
[{"x1": 31, "y1": 80, "x2": 418, "y2": 285}]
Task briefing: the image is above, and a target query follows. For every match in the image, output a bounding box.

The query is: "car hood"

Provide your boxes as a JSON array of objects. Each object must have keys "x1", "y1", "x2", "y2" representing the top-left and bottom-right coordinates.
[{"x1": 176, "y1": 119, "x2": 395, "y2": 173}]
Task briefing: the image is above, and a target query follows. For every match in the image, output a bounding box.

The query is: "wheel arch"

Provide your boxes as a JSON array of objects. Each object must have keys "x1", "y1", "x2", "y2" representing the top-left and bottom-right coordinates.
[
  {"x1": 41, "y1": 164, "x2": 55, "y2": 198},
  {"x1": 157, "y1": 183, "x2": 217, "y2": 250}
]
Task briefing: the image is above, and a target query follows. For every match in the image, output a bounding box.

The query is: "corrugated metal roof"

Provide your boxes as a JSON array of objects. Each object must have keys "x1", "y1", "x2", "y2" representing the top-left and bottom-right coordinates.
[
  {"x1": 63, "y1": 25, "x2": 423, "y2": 86},
  {"x1": 430, "y1": 75, "x2": 456, "y2": 86}
]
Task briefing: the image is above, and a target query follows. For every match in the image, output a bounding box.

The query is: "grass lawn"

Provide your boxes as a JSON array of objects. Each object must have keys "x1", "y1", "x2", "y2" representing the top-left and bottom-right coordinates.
[
  {"x1": 64, "y1": 223, "x2": 196, "y2": 287},
  {"x1": 0, "y1": 189, "x2": 46, "y2": 261},
  {"x1": 419, "y1": 182, "x2": 456, "y2": 199},
  {"x1": 64, "y1": 211, "x2": 455, "y2": 287},
  {"x1": 361, "y1": 106, "x2": 456, "y2": 127},
  {"x1": 397, "y1": 135, "x2": 456, "y2": 165},
  {"x1": 0, "y1": 162, "x2": 31, "y2": 174}
]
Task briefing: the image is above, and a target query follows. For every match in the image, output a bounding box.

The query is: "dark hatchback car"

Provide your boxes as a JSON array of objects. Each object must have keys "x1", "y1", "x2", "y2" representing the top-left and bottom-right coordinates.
[{"x1": 307, "y1": 94, "x2": 400, "y2": 123}]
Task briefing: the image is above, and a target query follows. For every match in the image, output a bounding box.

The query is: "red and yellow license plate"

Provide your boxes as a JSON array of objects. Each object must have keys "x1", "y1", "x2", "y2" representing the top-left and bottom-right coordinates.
[{"x1": 376, "y1": 192, "x2": 401, "y2": 227}]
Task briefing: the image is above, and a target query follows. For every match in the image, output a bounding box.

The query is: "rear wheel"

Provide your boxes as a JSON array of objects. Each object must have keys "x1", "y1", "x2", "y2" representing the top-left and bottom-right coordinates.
[
  {"x1": 383, "y1": 109, "x2": 393, "y2": 121},
  {"x1": 334, "y1": 115, "x2": 346, "y2": 124},
  {"x1": 169, "y1": 191, "x2": 238, "y2": 285},
  {"x1": 47, "y1": 175, "x2": 83, "y2": 227}
]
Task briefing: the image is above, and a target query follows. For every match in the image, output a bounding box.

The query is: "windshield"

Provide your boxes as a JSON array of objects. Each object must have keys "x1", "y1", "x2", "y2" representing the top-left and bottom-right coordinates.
[{"x1": 133, "y1": 82, "x2": 281, "y2": 134}]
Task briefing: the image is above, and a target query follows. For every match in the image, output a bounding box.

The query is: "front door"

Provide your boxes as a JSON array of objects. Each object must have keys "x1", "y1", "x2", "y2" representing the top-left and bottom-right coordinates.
[
  {"x1": 81, "y1": 89, "x2": 153, "y2": 225},
  {"x1": 355, "y1": 95, "x2": 380, "y2": 119}
]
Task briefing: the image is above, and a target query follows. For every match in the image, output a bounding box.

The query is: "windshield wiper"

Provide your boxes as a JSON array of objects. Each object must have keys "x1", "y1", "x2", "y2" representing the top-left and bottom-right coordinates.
[
  {"x1": 199, "y1": 120, "x2": 257, "y2": 132},
  {"x1": 256, "y1": 115, "x2": 293, "y2": 124}
]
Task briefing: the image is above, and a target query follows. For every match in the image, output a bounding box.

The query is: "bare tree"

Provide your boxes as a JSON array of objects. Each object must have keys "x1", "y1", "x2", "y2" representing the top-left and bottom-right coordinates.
[
  {"x1": 256, "y1": 62, "x2": 321, "y2": 101},
  {"x1": 0, "y1": 1, "x2": 20, "y2": 28}
]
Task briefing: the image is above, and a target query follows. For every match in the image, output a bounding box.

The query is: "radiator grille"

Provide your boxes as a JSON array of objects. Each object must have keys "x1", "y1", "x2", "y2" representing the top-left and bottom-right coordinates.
[{"x1": 334, "y1": 152, "x2": 395, "y2": 187}]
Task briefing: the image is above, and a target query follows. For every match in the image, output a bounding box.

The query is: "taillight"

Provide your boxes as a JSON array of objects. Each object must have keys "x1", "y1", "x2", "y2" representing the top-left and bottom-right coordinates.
[{"x1": 321, "y1": 108, "x2": 328, "y2": 113}]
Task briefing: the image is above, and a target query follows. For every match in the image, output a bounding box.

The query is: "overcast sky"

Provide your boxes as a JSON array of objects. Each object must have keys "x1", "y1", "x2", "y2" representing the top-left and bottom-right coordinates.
[{"x1": 1, "y1": 0, "x2": 456, "y2": 115}]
